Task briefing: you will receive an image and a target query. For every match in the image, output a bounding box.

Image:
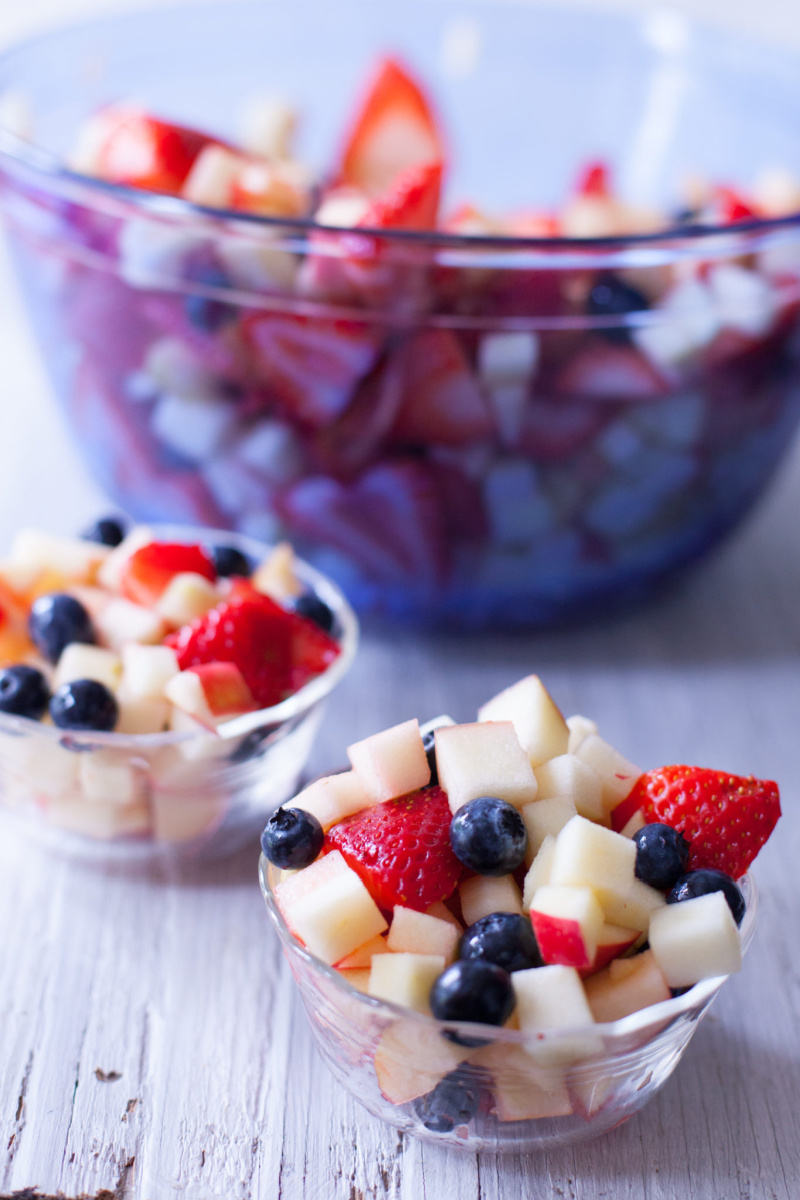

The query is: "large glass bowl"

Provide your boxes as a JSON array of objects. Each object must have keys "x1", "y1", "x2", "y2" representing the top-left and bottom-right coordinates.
[
  {"x1": 260, "y1": 856, "x2": 757, "y2": 1152},
  {"x1": 1, "y1": 3, "x2": 800, "y2": 626},
  {"x1": 0, "y1": 526, "x2": 358, "y2": 862}
]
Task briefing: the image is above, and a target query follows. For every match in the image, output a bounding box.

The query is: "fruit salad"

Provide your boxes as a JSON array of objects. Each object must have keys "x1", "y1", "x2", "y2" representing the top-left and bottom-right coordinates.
[
  {"x1": 5, "y1": 57, "x2": 800, "y2": 624},
  {"x1": 260, "y1": 674, "x2": 779, "y2": 1141},
  {"x1": 0, "y1": 519, "x2": 350, "y2": 850}
]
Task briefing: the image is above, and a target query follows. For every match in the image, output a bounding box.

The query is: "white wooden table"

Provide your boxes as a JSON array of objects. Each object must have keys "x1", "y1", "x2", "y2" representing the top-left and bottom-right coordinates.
[{"x1": 2, "y1": 2, "x2": 800, "y2": 1196}]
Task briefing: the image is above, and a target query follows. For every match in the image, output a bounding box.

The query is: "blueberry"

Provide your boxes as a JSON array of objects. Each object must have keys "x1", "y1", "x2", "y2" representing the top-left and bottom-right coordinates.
[
  {"x1": 633, "y1": 823, "x2": 690, "y2": 891},
  {"x1": 290, "y1": 592, "x2": 335, "y2": 635},
  {"x1": 209, "y1": 544, "x2": 252, "y2": 578},
  {"x1": 28, "y1": 593, "x2": 96, "y2": 664},
  {"x1": 430, "y1": 960, "x2": 515, "y2": 1046},
  {"x1": 81, "y1": 516, "x2": 126, "y2": 547},
  {"x1": 49, "y1": 679, "x2": 118, "y2": 731},
  {"x1": 261, "y1": 806, "x2": 324, "y2": 869},
  {"x1": 414, "y1": 1065, "x2": 482, "y2": 1133},
  {"x1": 184, "y1": 265, "x2": 236, "y2": 332},
  {"x1": 585, "y1": 272, "x2": 649, "y2": 343},
  {"x1": 459, "y1": 912, "x2": 542, "y2": 974},
  {"x1": 449, "y1": 797, "x2": 528, "y2": 876},
  {"x1": 0, "y1": 665, "x2": 50, "y2": 720},
  {"x1": 422, "y1": 729, "x2": 438, "y2": 786},
  {"x1": 668, "y1": 869, "x2": 746, "y2": 926}
]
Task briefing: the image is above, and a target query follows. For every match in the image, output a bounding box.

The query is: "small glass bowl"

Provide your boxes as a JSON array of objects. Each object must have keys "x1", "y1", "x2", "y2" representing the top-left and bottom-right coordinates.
[
  {"x1": 260, "y1": 857, "x2": 756, "y2": 1152},
  {"x1": 0, "y1": 527, "x2": 358, "y2": 862}
]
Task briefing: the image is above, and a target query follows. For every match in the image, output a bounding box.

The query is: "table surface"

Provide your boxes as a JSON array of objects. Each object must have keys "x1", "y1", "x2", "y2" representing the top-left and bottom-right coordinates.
[{"x1": 2, "y1": 1, "x2": 800, "y2": 1197}]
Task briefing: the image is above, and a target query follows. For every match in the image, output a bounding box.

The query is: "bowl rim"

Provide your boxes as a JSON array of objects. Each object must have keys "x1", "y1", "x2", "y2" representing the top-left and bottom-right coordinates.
[
  {"x1": 1, "y1": 0, "x2": 800, "y2": 253},
  {"x1": 0, "y1": 522, "x2": 359, "y2": 750},
  {"x1": 259, "y1": 852, "x2": 757, "y2": 1049}
]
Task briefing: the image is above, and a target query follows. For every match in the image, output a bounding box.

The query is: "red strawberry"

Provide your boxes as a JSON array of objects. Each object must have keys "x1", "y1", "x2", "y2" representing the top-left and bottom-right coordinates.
[
  {"x1": 337, "y1": 57, "x2": 445, "y2": 197},
  {"x1": 715, "y1": 185, "x2": 758, "y2": 224},
  {"x1": 87, "y1": 107, "x2": 217, "y2": 194},
  {"x1": 553, "y1": 341, "x2": 670, "y2": 400},
  {"x1": 616, "y1": 765, "x2": 780, "y2": 879},
  {"x1": 325, "y1": 785, "x2": 462, "y2": 911},
  {"x1": 390, "y1": 329, "x2": 494, "y2": 446},
  {"x1": 120, "y1": 542, "x2": 216, "y2": 607},
  {"x1": 576, "y1": 160, "x2": 611, "y2": 198},
  {"x1": 359, "y1": 159, "x2": 442, "y2": 232}
]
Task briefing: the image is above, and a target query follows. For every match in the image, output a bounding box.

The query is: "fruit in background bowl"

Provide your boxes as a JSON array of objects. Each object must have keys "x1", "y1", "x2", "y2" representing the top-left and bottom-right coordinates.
[
  {"x1": 0, "y1": 518, "x2": 357, "y2": 857},
  {"x1": 261, "y1": 673, "x2": 778, "y2": 1142}
]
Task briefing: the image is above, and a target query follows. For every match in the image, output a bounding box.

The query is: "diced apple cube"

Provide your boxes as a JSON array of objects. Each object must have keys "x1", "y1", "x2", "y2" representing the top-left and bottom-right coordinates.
[
  {"x1": 580, "y1": 923, "x2": 640, "y2": 977},
  {"x1": 513, "y1": 964, "x2": 602, "y2": 1065},
  {"x1": 602, "y1": 877, "x2": 666, "y2": 933},
  {"x1": 120, "y1": 644, "x2": 180, "y2": 699},
  {"x1": 115, "y1": 694, "x2": 169, "y2": 735},
  {"x1": 336, "y1": 934, "x2": 390, "y2": 970},
  {"x1": 468, "y1": 1041, "x2": 572, "y2": 1122},
  {"x1": 620, "y1": 809, "x2": 646, "y2": 838},
  {"x1": 94, "y1": 597, "x2": 167, "y2": 649},
  {"x1": 337, "y1": 967, "x2": 371, "y2": 994},
  {"x1": 275, "y1": 849, "x2": 388, "y2": 965},
  {"x1": 47, "y1": 796, "x2": 151, "y2": 840},
  {"x1": 374, "y1": 1018, "x2": 465, "y2": 1105},
  {"x1": 478, "y1": 675, "x2": 569, "y2": 766},
  {"x1": 288, "y1": 770, "x2": 372, "y2": 830},
  {"x1": 9, "y1": 528, "x2": 109, "y2": 584},
  {"x1": 530, "y1": 885, "x2": 605, "y2": 970},
  {"x1": 79, "y1": 751, "x2": 146, "y2": 807},
  {"x1": 386, "y1": 906, "x2": 459, "y2": 962},
  {"x1": 251, "y1": 541, "x2": 303, "y2": 602},
  {"x1": 566, "y1": 714, "x2": 598, "y2": 755},
  {"x1": 460, "y1": 874, "x2": 523, "y2": 927},
  {"x1": 165, "y1": 664, "x2": 254, "y2": 728},
  {"x1": 583, "y1": 950, "x2": 671, "y2": 1022},
  {"x1": 521, "y1": 795, "x2": 577, "y2": 863},
  {"x1": 97, "y1": 527, "x2": 153, "y2": 592},
  {"x1": 648, "y1": 892, "x2": 741, "y2": 987},
  {"x1": 550, "y1": 816, "x2": 637, "y2": 909},
  {"x1": 522, "y1": 834, "x2": 557, "y2": 909},
  {"x1": 534, "y1": 754, "x2": 605, "y2": 823},
  {"x1": 435, "y1": 721, "x2": 537, "y2": 814},
  {"x1": 425, "y1": 900, "x2": 463, "y2": 932},
  {"x1": 54, "y1": 644, "x2": 122, "y2": 693},
  {"x1": 167, "y1": 706, "x2": 229, "y2": 760},
  {"x1": 368, "y1": 952, "x2": 445, "y2": 1013},
  {"x1": 24, "y1": 737, "x2": 80, "y2": 796},
  {"x1": 156, "y1": 572, "x2": 219, "y2": 625},
  {"x1": 347, "y1": 718, "x2": 430, "y2": 804},
  {"x1": 573, "y1": 734, "x2": 641, "y2": 815}
]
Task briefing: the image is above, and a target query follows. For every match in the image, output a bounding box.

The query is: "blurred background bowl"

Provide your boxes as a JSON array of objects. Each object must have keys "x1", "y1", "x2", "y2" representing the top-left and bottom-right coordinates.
[{"x1": 1, "y1": 1, "x2": 800, "y2": 626}]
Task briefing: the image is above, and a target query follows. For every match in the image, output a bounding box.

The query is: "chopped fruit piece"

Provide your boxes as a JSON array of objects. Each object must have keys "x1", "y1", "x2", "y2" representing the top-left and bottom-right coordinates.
[
  {"x1": 260, "y1": 806, "x2": 324, "y2": 870},
  {"x1": 82, "y1": 516, "x2": 126, "y2": 548},
  {"x1": 9, "y1": 529, "x2": 109, "y2": 585},
  {"x1": 79, "y1": 751, "x2": 145, "y2": 807},
  {"x1": 166, "y1": 662, "x2": 254, "y2": 726},
  {"x1": 0, "y1": 665, "x2": 49, "y2": 719},
  {"x1": 391, "y1": 329, "x2": 494, "y2": 446},
  {"x1": 368, "y1": 952, "x2": 446, "y2": 1013},
  {"x1": 119, "y1": 643, "x2": 179, "y2": 700},
  {"x1": 522, "y1": 835, "x2": 557, "y2": 909},
  {"x1": 533, "y1": 754, "x2": 605, "y2": 824},
  {"x1": 47, "y1": 796, "x2": 151, "y2": 840},
  {"x1": 468, "y1": 1042, "x2": 573, "y2": 1123},
  {"x1": 435, "y1": 721, "x2": 538, "y2": 814},
  {"x1": 337, "y1": 967, "x2": 371, "y2": 994},
  {"x1": 414, "y1": 1065, "x2": 483, "y2": 1132},
  {"x1": 74, "y1": 106, "x2": 215, "y2": 193},
  {"x1": 96, "y1": 527, "x2": 154, "y2": 592},
  {"x1": 425, "y1": 900, "x2": 463, "y2": 931},
  {"x1": 458, "y1": 912, "x2": 541, "y2": 974},
  {"x1": 521, "y1": 796, "x2": 578, "y2": 863},
  {"x1": 620, "y1": 810, "x2": 646, "y2": 839},
  {"x1": 459, "y1": 874, "x2": 523, "y2": 927},
  {"x1": 449, "y1": 796, "x2": 529, "y2": 875},
  {"x1": 120, "y1": 542, "x2": 216, "y2": 607},
  {"x1": 336, "y1": 934, "x2": 390, "y2": 970},
  {"x1": 288, "y1": 771, "x2": 373, "y2": 831},
  {"x1": 28, "y1": 593, "x2": 95, "y2": 663},
  {"x1": 326, "y1": 785, "x2": 462, "y2": 912},
  {"x1": 576, "y1": 160, "x2": 611, "y2": 197},
  {"x1": 347, "y1": 717, "x2": 430, "y2": 804},
  {"x1": 251, "y1": 542, "x2": 303, "y2": 603},
  {"x1": 621, "y1": 765, "x2": 780, "y2": 879},
  {"x1": 360, "y1": 158, "x2": 442, "y2": 232},
  {"x1": 573, "y1": 734, "x2": 642, "y2": 816},
  {"x1": 549, "y1": 816, "x2": 637, "y2": 908},
  {"x1": 601, "y1": 877, "x2": 666, "y2": 934},
  {"x1": 583, "y1": 951, "x2": 671, "y2": 1022},
  {"x1": 387, "y1": 906, "x2": 459, "y2": 962},
  {"x1": 579, "y1": 923, "x2": 639, "y2": 978},
  {"x1": 530, "y1": 885, "x2": 605, "y2": 971},
  {"x1": 478, "y1": 675, "x2": 569, "y2": 767},
  {"x1": 512, "y1": 965, "x2": 601, "y2": 1065},
  {"x1": 156, "y1": 572, "x2": 219, "y2": 626},
  {"x1": 553, "y1": 341, "x2": 669, "y2": 400},
  {"x1": 374, "y1": 1019, "x2": 465, "y2": 1105},
  {"x1": 115, "y1": 694, "x2": 168, "y2": 735},
  {"x1": 54, "y1": 644, "x2": 121, "y2": 693},
  {"x1": 648, "y1": 891, "x2": 742, "y2": 987},
  {"x1": 49, "y1": 678, "x2": 118, "y2": 732},
  {"x1": 633, "y1": 822, "x2": 690, "y2": 890},
  {"x1": 275, "y1": 848, "x2": 388, "y2": 965},
  {"x1": 338, "y1": 57, "x2": 444, "y2": 197},
  {"x1": 429, "y1": 960, "x2": 515, "y2": 1042},
  {"x1": 667, "y1": 869, "x2": 745, "y2": 926},
  {"x1": 566, "y1": 715, "x2": 598, "y2": 755},
  {"x1": 94, "y1": 598, "x2": 167, "y2": 650}
]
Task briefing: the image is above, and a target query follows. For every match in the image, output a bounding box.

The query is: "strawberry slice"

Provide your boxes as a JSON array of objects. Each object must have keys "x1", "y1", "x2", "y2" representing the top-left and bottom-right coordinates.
[
  {"x1": 576, "y1": 160, "x2": 611, "y2": 198},
  {"x1": 517, "y1": 396, "x2": 606, "y2": 462},
  {"x1": 225, "y1": 579, "x2": 340, "y2": 693},
  {"x1": 553, "y1": 341, "x2": 670, "y2": 400},
  {"x1": 85, "y1": 107, "x2": 217, "y2": 194},
  {"x1": 390, "y1": 329, "x2": 495, "y2": 446},
  {"x1": 337, "y1": 57, "x2": 445, "y2": 197},
  {"x1": 325, "y1": 785, "x2": 462, "y2": 911},
  {"x1": 615, "y1": 765, "x2": 781, "y2": 879},
  {"x1": 359, "y1": 159, "x2": 442, "y2": 232},
  {"x1": 715, "y1": 186, "x2": 758, "y2": 224},
  {"x1": 120, "y1": 542, "x2": 216, "y2": 607}
]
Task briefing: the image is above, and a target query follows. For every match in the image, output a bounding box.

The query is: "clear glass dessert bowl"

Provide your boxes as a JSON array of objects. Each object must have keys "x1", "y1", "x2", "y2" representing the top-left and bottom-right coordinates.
[
  {"x1": 0, "y1": 527, "x2": 358, "y2": 862},
  {"x1": 2, "y1": 2, "x2": 800, "y2": 625},
  {"x1": 260, "y1": 857, "x2": 756, "y2": 1152}
]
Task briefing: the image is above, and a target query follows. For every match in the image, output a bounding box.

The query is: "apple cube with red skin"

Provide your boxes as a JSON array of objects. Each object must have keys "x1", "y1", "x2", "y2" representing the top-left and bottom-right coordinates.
[
  {"x1": 435, "y1": 721, "x2": 538, "y2": 814},
  {"x1": 289, "y1": 770, "x2": 373, "y2": 831},
  {"x1": 275, "y1": 849, "x2": 388, "y2": 965},
  {"x1": 648, "y1": 891, "x2": 741, "y2": 987},
  {"x1": 459, "y1": 874, "x2": 523, "y2": 927},
  {"x1": 530, "y1": 885, "x2": 605, "y2": 971},
  {"x1": 386, "y1": 906, "x2": 459, "y2": 962},
  {"x1": 583, "y1": 950, "x2": 671, "y2": 1022},
  {"x1": 347, "y1": 718, "x2": 430, "y2": 804},
  {"x1": 579, "y1": 923, "x2": 639, "y2": 978},
  {"x1": 478, "y1": 675, "x2": 569, "y2": 767},
  {"x1": 368, "y1": 952, "x2": 445, "y2": 1013},
  {"x1": 165, "y1": 663, "x2": 255, "y2": 728}
]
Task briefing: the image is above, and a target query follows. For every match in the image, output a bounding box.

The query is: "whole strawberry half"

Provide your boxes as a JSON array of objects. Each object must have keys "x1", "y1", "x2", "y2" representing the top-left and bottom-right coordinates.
[
  {"x1": 618, "y1": 765, "x2": 780, "y2": 879},
  {"x1": 325, "y1": 785, "x2": 462, "y2": 912}
]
